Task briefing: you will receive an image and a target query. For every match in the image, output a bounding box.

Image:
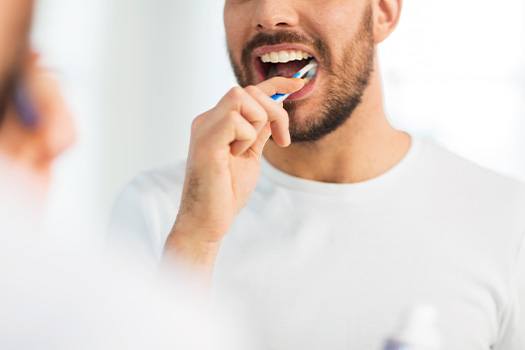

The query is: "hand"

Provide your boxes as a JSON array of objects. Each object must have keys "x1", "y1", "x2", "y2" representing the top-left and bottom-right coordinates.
[
  {"x1": 166, "y1": 77, "x2": 304, "y2": 262},
  {"x1": 0, "y1": 52, "x2": 75, "y2": 188}
]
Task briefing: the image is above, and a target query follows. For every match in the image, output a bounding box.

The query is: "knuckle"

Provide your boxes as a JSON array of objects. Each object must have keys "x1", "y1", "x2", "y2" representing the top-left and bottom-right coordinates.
[
  {"x1": 270, "y1": 108, "x2": 287, "y2": 123},
  {"x1": 244, "y1": 85, "x2": 258, "y2": 94},
  {"x1": 275, "y1": 113, "x2": 289, "y2": 127},
  {"x1": 191, "y1": 115, "x2": 204, "y2": 132},
  {"x1": 259, "y1": 111, "x2": 269, "y2": 124},
  {"x1": 278, "y1": 108, "x2": 289, "y2": 121},
  {"x1": 227, "y1": 86, "x2": 244, "y2": 100},
  {"x1": 247, "y1": 128, "x2": 257, "y2": 142},
  {"x1": 255, "y1": 110, "x2": 269, "y2": 127},
  {"x1": 225, "y1": 110, "x2": 240, "y2": 124},
  {"x1": 227, "y1": 110, "x2": 239, "y2": 120},
  {"x1": 250, "y1": 125, "x2": 258, "y2": 138},
  {"x1": 243, "y1": 124, "x2": 257, "y2": 141}
]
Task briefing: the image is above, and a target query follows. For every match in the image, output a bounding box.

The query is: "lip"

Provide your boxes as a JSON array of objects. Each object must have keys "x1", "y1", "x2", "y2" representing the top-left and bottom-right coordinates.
[
  {"x1": 251, "y1": 43, "x2": 319, "y2": 82},
  {"x1": 249, "y1": 43, "x2": 320, "y2": 101},
  {"x1": 251, "y1": 56, "x2": 320, "y2": 101},
  {"x1": 287, "y1": 69, "x2": 319, "y2": 101}
]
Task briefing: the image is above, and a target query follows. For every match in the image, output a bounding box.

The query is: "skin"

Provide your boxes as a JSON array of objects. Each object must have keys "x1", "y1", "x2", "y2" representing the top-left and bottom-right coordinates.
[
  {"x1": 0, "y1": 0, "x2": 75, "y2": 190},
  {"x1": 164, "y1": 0, "x2": 408, "y2": 282},
  {"x1": 0, "y1": 0, "x2": 32, "y2": 70},
  {"x1": 0, "y1": 0, "x2": 32, "y2": 114}
]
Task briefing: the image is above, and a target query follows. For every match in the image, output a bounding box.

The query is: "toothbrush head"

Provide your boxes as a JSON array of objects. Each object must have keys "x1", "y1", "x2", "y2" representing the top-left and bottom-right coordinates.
[
  {"x1": 292, "y1": 60, "x2": 318, "y2": 80},
  {"x1": 303, "y1": 65, "x2": 317, "y2": 82}
]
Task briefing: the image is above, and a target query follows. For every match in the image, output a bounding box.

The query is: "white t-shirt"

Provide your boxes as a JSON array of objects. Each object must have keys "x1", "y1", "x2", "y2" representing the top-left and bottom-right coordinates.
[{"x1": 110, "y1": 136, "x2": 525, "y2": 350}]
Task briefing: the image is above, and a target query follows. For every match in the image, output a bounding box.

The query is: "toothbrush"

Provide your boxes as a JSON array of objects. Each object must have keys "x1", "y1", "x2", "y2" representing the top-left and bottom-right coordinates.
[
  {"x1": 271, "y1": 61, "x2": 318, "y2": 103},
  {"x1": 13, "y1": 80, "x2": 39, "y2": 128}
]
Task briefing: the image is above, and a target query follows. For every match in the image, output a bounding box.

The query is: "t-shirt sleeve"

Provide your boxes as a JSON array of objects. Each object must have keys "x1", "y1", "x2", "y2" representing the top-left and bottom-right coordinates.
[
  {"x1": 107, "y1": 173, "x2": 182, "y2": 267},
  {"x1": 497, "y1": 230, "x2": 525, "y2": 350},
  {"x1": 513, "y1": 234, "x2": 525, "y2": 348}
]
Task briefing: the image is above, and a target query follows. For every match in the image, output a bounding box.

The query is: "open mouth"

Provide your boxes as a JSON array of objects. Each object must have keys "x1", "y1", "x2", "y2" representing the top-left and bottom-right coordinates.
[{"x1": 252, "y1": 46, "x2": 319, "y2": 100}]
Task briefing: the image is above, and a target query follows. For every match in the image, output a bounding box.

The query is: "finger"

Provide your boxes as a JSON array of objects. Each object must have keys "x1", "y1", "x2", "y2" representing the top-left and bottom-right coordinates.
[
  {"x1": 256, "y1": 77, "x2": 305, "y2": 97},
  {"x1": 226, "y1": 112, "x2": 258, "y2": 156},
  {"x1": 250, "y1": 123, "x2": 272, "y2": 156},
  {"x1": 215, "y1": 86, "x2": 268, "y2": 129},
  {"x1": 245, "y1": 86, "x2": 290, "y2": 147},
  {"x1": 30, "y1": 69, "x2": 76, "y2": 157}
]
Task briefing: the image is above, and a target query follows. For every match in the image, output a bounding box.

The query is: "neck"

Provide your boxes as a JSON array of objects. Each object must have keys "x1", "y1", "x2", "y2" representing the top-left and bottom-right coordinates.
[{"x1": 262, "y1": 63, "x2": 411, "y2": 184}]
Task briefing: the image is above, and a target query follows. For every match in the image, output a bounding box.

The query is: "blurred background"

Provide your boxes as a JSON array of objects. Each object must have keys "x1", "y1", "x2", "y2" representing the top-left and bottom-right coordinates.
[{"x1": 31, "y1": 0, "x2": 525, "y2": 235}]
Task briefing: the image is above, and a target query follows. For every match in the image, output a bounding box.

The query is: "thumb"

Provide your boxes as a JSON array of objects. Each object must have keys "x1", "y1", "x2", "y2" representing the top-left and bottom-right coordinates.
[{"x1": 256, "y1": 77, "x2": 305, "y2": 97}]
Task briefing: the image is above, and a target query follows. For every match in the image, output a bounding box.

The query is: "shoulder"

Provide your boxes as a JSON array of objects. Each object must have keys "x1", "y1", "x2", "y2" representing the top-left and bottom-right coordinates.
[
  {"x1": 125, "y1": 160, "x2": 188, "y2": 198},
  {"x1": 114, "y1": 159, "x2": 188, "y2": 224},
  {"x1": 417, "y1": 137, "x2": 525, "y2": 256},
  {"x1": 417, "y1": 137, "x2": 525, "y2": 206},
  {"x1": 109, "y1": 160, "x2": 188, "y2": 259}
]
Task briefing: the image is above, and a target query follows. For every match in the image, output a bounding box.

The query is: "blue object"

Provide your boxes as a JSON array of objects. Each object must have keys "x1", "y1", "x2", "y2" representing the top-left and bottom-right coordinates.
[
  {"x1": 383, "y1": 340, "x2": 411, "y2": 350},
  {"x1": 271, "y1": 93, "x2": 286, "y2": 101},
  {"x1": 13, "y1": 81, "x2": 39, "y2": 129}
]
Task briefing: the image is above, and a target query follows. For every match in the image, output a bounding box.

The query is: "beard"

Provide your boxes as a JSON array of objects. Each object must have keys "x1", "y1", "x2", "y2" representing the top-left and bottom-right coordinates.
[{"x1": 228, "y1": 6, "x2": 375, "y2": 143}]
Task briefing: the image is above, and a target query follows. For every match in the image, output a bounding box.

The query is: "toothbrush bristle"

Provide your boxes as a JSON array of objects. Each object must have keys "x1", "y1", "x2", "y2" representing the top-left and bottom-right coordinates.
[
  {"x1": 295, "y1": 60, "x2": 318, "y2": 80},
  {"x1": 303, "y1": 65, "x2": 317, "y2": 81}
]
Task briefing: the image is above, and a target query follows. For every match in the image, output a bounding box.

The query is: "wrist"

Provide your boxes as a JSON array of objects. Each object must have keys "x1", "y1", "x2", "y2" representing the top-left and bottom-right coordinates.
[
  {"x1": 168, "y1": 224, "x2": 222, "y2": 254},
  {"x1": 164, "y1": 220, "x2": 223, "y2": 269},
  {"x1": 173, "y1": 211, "x2": 229, "y2": 244}
]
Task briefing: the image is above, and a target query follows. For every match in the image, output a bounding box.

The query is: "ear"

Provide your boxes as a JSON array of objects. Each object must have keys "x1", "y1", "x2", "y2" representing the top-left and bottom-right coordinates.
[{"x1": 372, "y1": 0, "x2": 402, "y2": 44}]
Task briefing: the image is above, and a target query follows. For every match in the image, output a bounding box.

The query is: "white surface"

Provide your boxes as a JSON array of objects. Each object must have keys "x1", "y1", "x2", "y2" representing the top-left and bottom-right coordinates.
[{"x1": 109, "y1": 135, "x2": 525, "y2": 349}]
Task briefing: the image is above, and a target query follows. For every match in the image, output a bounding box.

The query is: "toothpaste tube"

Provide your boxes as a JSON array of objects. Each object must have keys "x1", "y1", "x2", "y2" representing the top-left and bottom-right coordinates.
[{"x1": 383, "y1": 305, "x2": 441, "y2": 350}]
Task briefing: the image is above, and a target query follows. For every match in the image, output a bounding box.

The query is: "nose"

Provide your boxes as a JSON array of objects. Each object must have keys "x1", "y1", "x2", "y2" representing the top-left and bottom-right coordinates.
[{"x1": 252, "y1": 0, "x2": 299, "y2": 31}]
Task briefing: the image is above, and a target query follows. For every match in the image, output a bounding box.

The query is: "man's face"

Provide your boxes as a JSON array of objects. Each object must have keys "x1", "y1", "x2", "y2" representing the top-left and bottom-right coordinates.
[
  {"x1": 225, "y1": 0, "x2": 375, "y2": 143},
  {"x1": 0, "y1": 0, "x2": 32, "y2": 117}
]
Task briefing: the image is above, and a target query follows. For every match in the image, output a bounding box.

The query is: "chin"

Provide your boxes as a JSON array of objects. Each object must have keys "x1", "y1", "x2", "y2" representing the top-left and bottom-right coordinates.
[{"x1": 285, "y1": 92, "x2": 321, "y2": 120}]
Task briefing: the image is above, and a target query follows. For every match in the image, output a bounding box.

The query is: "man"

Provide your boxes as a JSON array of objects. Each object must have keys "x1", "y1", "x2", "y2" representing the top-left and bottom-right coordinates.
[
  {"x1": 0, "y1": 0, "x2": 75, "y2": 213},
  {"x1": 0, "y1": 0, "x2": 75, "y2": 194},
  {"x1": 110, "y1": 0, "x2": 525, "y2": 349}
]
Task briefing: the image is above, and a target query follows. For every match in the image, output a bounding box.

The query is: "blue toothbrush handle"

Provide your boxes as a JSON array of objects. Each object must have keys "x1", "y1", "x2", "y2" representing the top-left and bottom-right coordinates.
[
  {"x1": 271, "y1": 93, "x2": 286, "y2": 101},
  {"x1": 13, "y1": 81, "x2": 39, "y2": 128}
]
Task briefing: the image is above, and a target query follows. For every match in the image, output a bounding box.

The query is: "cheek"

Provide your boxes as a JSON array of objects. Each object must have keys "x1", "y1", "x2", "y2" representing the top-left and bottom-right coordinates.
[
  {"x1": 306, "y1": 2, "x2": 367, "y2": 60},
  {"x1": 224, "y1": 9, "x2": 248, "y2": 60},
  {"x1": 225, "y1": 28, "x2": 242, "y2": 61}
]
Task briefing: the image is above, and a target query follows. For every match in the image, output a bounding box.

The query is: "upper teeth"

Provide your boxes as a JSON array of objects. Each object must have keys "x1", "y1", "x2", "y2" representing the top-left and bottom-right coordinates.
[{"x1": 260, "y1": 50, "x2": 313, "y2": 64}]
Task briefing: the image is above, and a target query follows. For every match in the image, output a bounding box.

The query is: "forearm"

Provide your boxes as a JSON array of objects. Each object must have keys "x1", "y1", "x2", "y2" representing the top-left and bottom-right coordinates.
[{"x1": 162, "y1": 223, "x2": 222, "y2": 285}]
